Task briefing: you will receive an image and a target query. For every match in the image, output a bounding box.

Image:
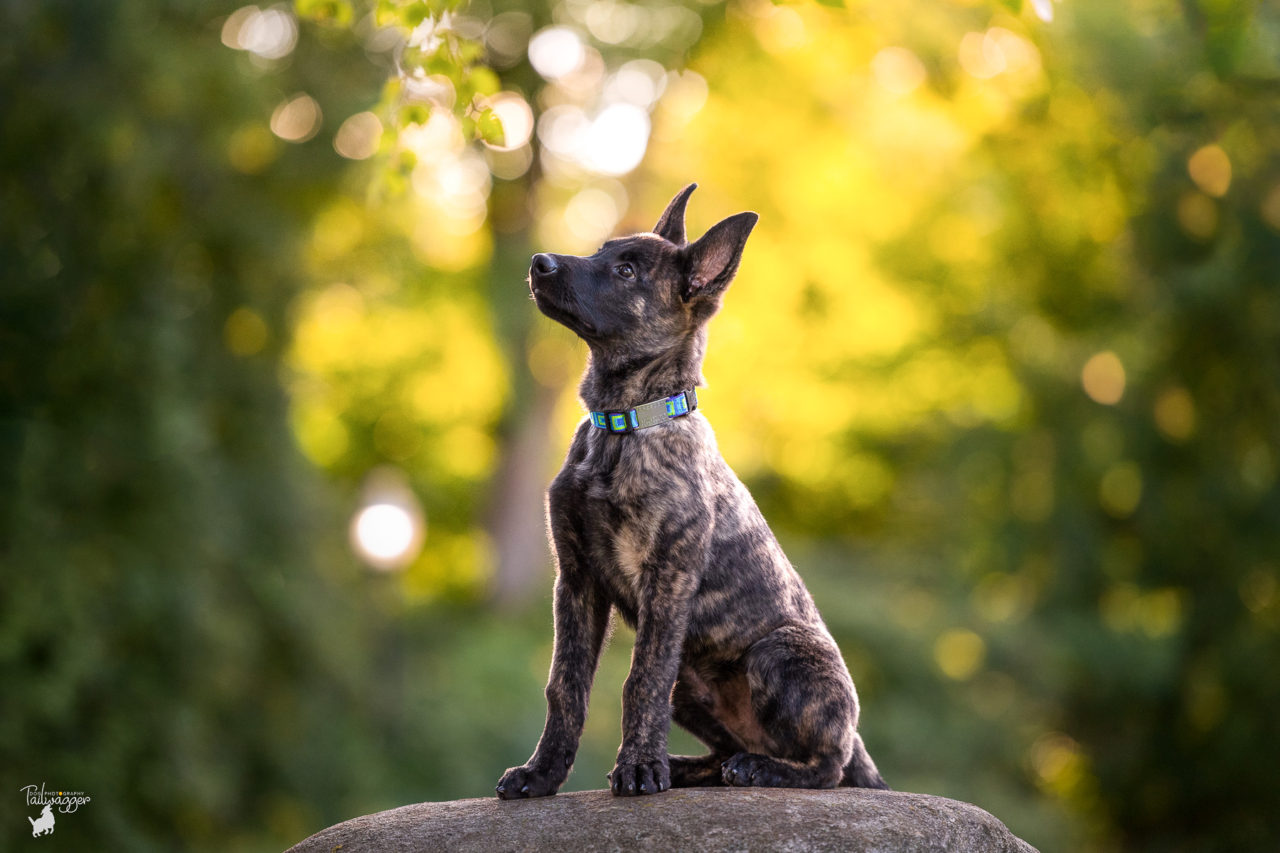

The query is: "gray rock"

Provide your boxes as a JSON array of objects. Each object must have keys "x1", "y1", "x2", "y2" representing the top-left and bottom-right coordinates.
[{"x1": 286, "y1": 788, "x2": 1039, "y2": 853}]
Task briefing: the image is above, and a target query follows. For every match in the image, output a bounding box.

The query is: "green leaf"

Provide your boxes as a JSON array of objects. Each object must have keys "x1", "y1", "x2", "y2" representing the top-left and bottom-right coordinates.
[
  {"x1": 401, "y1": 1, "x2": 432, "y2": 28},
  {"x1": 468, "y1": 67, "x2": 500, "y2": 97},
  {"x1": 374, "y1": 0, "x2": 398, "y2": 28},
  {"x1": 457, "y1": 41, "x2": 486, "y2": 65},
  {"x1": 398, "y1": 104, "x2": 431, "y2": 127},
  {"x1": 998, "y1": 0, "x2": 1024, "y2": 13},
  {"x1": 425, "y1": 53, "x2": 462, "y2": 77},
  {"x1": 476, "y1": 108, "x2": 505, "y2": 146},
  {"x1": 294, "y1": 0, "x2": 354, "y2": 26}
]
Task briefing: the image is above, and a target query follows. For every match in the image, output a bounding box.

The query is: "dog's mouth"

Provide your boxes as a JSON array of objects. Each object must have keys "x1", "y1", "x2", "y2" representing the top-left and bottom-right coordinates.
[
  {"x1": 528, "y1": 274, "x2": 602, "y2": 340},
  {"x1": 533, "y1": 288, "x2": 594, "y2": 336},
  {"x1": 526, "y1": 267, "x2": 554, "y2": 306}
]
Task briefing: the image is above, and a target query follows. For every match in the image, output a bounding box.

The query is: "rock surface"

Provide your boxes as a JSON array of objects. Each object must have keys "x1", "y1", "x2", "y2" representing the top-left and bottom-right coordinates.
[{"x1": 286, "y1": 788, "x2": 1039, "y2": 853}]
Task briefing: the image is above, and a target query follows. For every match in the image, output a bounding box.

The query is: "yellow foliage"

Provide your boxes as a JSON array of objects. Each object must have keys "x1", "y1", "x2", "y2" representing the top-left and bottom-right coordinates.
[
  {"x1": 287, "y1": 187, "x2": 509, "y2": 506},
  {"x1": 1100, "y1": 582, "x2": 1185, "y2": 638},
  {"x1": 291, "y1": 398, "x2": 350, "y2": 467},
  {"x1": 403, "y1": 528, "x2": 496, "y2": 603},
  {"x1": 642, "y1": 6, "x2": 1043, "y2": 494}
]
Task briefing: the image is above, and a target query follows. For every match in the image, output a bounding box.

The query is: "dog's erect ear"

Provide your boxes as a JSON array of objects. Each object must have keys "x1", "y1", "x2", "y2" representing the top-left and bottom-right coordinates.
[
  {"x1": 681, "y1": 211, "x2": 758, "y2": 301},
  {"x1": 653, "y1": 183, "x2": 697, "y2": 245}
]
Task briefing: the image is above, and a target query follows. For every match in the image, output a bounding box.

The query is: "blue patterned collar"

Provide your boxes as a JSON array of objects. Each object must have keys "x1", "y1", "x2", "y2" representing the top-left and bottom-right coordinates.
[{"x1": 590, "y1": 388, "x2": 698, "y2": 434}]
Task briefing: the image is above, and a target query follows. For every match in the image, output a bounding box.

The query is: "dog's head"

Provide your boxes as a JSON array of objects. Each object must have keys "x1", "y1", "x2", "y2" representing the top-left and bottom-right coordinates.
[{"x1": 528, "y1": 184, "x2": 757, "y2": 359}]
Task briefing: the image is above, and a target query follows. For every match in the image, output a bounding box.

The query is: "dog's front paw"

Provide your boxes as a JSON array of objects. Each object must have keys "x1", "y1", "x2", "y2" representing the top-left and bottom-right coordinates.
[
  {"x1": 608, "y1": 758, "x2": 670, "y2": 796},
  {"x1": 495, "y1": 764, "x2": 561, "y2": 800}
]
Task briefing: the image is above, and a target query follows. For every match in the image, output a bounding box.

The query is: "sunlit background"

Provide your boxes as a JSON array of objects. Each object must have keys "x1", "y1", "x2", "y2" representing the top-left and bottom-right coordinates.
[{"x1": 3, "y1": 0, "x2": 1279, "y2": 850}]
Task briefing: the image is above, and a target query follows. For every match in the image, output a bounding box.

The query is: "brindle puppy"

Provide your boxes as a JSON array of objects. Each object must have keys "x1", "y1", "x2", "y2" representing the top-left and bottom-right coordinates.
[{"x1": 496, "y1": 184, "x2": 888, "y2": 799}]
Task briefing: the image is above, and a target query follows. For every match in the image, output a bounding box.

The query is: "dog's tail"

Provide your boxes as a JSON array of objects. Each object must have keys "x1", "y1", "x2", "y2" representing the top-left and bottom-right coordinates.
[
  {"x1": 841, "y1": 732, "x2": 890, "y2": 790},
  {"x1": 28, "y1": 817, "x2": 36, "y2": 827}
]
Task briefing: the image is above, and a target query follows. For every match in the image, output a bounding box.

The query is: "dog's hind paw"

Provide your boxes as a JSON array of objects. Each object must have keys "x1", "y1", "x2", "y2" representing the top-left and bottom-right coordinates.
[
  {"x1": 608, "y1": 758, "x2": 670, "y2": 796},
  {"x1": 721, "y1": 752, "x2": 795, "y2": 788}
]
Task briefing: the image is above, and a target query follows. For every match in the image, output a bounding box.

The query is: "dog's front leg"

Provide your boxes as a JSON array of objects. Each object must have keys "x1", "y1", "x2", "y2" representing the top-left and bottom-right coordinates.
[
  {"x1": 497, "y1": 480, "x2": 611, "y2": 800},
  {"x1": 497, "y1": 570, "x2": 610, "y2": 799},
  {"x1": 609, "y1": 537, "x2": 703, "y2": 796}
]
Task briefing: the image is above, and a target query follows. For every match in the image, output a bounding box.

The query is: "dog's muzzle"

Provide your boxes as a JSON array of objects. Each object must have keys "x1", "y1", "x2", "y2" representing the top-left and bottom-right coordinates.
[
  {"x1": 529, "y1": 253, "x2": 561, "y2": 294},
  {"x1": 528, "y1": 252, "x2": 594, "y2": 334},
  {"x1": 531, "y1": 253, "x2": 559, "y2": 277}
]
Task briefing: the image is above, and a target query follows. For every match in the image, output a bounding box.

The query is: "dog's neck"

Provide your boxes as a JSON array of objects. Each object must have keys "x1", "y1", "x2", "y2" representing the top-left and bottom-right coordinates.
[{"x1": 579, "y1": 328, "x2": 707, "y2": 412}]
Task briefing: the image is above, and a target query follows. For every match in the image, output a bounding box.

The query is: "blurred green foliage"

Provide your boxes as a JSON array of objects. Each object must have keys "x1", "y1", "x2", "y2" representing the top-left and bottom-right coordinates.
[{"x1": 2, "y1": 0, "x2": 1279, "y2": 851}]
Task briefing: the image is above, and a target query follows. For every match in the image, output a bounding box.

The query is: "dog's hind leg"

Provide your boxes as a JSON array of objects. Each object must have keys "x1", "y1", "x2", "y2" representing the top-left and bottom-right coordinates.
[
  {"x1": 841, "y1": 731, "x2": 890, "y2": 789},
  {"x1": 720, "y1": 624, "x2": 862, "y2": 789},
  {"x1": 668, "y1": 754, "x2": 727, "y2": 786},
  {"x1": 668, "y1": 678, "x2": 738, "y2": 787}
]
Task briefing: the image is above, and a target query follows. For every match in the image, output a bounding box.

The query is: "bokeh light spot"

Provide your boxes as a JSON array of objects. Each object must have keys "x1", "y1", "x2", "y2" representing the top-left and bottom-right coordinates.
[
  {"x1": 1260, "y1": 183, "x2": 1280, "y2": 231},
  {"x1": 1177, "y1": 191, "x2": 1218, "y2": 240},
  {"x1": 1240, "y1": 442, "x2": 1275, "y2": 494},
  {"x1": 564, "y1": 187, "x2": 622, "y2": 245},
  {"x1": 537, "y1": 104, "x2": 590, "y2": 159},
  {"x1": 349, "y1": 469, "x2": 427, "y2": 572},
  {"x1": 1239, "y1": 567, "x2": 1277, "y2": 615},
  {"x1": 223, "y1": 5, "x2": 298, "y2": 60},
  {"x1": 483, "y1": 93, "x2": 534, "y2": 152},
  {"x1": 352, "y1": 504, "x2": 418, "y2": 569},
  {"x1": 485, "y1": 12, "x2": 534, "y2": 69},
  {"x1": 227, "y1": 124, "x2": 277, "y2": 174},
  {"x1": 270, "y1": 93, "x2": 322, "y2": 143},
  {"x1": 934, "y1": 629, "x2": 986, "y2": 680},
  {"x1": 221, "y1": 6, "x2": 258, "y2": 48},
  {"x1": 1187, "y1": 144, "x2": 1231, "y2": 198},
  {"x1": 224, "y1": 307, "x2": 269, "y2": 356},
  {"x1": 1099, "y1": 461, "x2": 1143, "y2": 518},
  {"x1": 1081, "y1": 351, "x2": 1126, "y2": 405},
  {"x1": 605, "y1": 59, "x2": 668, "y2": 109},
  {"x1": 585, "y1": 0, "x2": 640, "y2": 45},
  {"x1": 583, "y1": 103, "x2": 650, "y2": 176},
  {"x1": 973, "y1": 573, "x2": 1034, "y2": 624},
  {"x1": 1031, "y1": 733, "x2": 1085, "y2": 795},
  {"x1": 334, "y1": 112, "x2": 383, "y2": 160},
  {"x1": 654, "y1": 70, "x2": 708, "y2": 134},
  {"x1": 1153, "y1": 387, "x2": 1196, "y2": 441},
  {"x1": 958, "y1": 31, "x2": 1007, "y2": 80},
  {"x1": 754, "y1": 6, "x2": 807, "y2": 54},
  {"x1": 871, "y1": 47, "x2": 927, "y2": 96},
  {"x1": 528, "y1": 26, "x2": 586, "y2": 81},
  {"x1": 291, "y1": 401, "x2": 348, "y2": 467}
]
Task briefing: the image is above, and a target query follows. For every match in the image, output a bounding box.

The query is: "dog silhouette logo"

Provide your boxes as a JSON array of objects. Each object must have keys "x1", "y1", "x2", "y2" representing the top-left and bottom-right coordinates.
[{"x1": 28, "y1": 803, "x2": 55, "y2": 836}]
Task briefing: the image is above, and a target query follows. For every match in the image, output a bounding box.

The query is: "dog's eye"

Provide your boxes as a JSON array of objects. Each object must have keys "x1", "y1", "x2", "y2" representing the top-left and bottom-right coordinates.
[{"x1": 614, "y1": 263, "x2": 636, "y2": 281}]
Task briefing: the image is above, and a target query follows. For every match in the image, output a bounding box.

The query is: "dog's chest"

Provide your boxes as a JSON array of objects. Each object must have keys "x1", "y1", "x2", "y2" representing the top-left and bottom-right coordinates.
[
  {"x1": 573, "y1": 432, "x2": 701, "y2": 612},
  {"x1": 603, "y1": 515, "x2": 654, "y2": 607}
]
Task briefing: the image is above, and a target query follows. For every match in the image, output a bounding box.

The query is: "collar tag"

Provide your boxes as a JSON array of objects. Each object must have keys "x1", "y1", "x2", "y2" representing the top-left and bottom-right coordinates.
[{"x1": 590, "y1": 388, "x2": 698, "y2": 434}]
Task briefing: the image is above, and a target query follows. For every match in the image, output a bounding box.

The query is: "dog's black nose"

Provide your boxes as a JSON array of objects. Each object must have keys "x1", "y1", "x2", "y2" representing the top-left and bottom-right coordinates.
[{"x1": 531, "y1": 253, "x2": 559, "y2": 277}]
